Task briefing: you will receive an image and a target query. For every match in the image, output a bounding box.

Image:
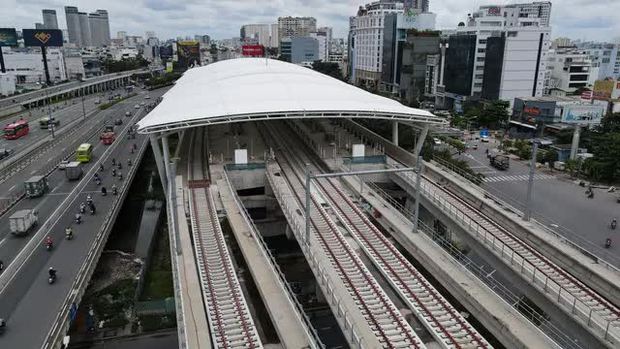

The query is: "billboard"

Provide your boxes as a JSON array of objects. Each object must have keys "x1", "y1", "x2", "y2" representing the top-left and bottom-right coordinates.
[
  {"x1": 593, "y1": 80, "x2": 614, "y2": 100},
  {"x1": 0, "y1": 28, "x2": 17, "y2": 46},
  {"x1": 23, "y1": 29, "x2": 63, "y2": 47},
  {"x1": 176, "y1": 41, "x2": 200, "y2": 69},
  {"x1": 561, "y1": 104, "x2": 606, "y2": 125},
  {"x1": 242, "y1": 45, "x2": 264, "y2": 57}
]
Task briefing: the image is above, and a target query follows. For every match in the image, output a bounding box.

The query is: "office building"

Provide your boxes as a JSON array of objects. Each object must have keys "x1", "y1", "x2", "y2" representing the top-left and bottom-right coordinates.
[
  {"x1": 277, "y1": 17, "x2": 317, "y2": 42},
  {"x1": 318, "y1": 27, "x2": 333, "y2": 43},
  {"x1": 270, "y1": 24, "x2": 279, "y2": 48},
  {"x1": 89, "y1": 10, "x2": 111, "y2": 47},
  {"x1": 437, "y1": 2, "x2": 551, "y2": 110},
  {"x1": 2, "y1": 48, "x2": 67, "y2": 84},
  {"x1": 240, "y1": 24, "x2": 271, "y2": 47},
  {"x1": 578, "y1": 42, "x2": 620, "y2": 80},
  {"x1": 309, "y1": 32, "x2": 328, "y2": 61},
  {"x1": 394, "y1": 30, "x2": 440, "y2": 105},
  {"x1": 478, "y1": 1, "x2": 552, "y2": 27},
  {"x1": 280, "y1": 37, "x2": 319, "y2": 64},
  {"x1": 545, "y1": 49, "x2": 597, "y2": 94},
  {"x1": 65, "y1": 6, "x2": 82, "y2": 46},
  {"x1": 42, "y1": 9, "x2": 58, "y2": 29},
  {"x1": 79, "y1": 12, "x2": 92, "y2": 47},
  {"x1": 349, "y1": 1, "x2": 404, "y2": 87}
]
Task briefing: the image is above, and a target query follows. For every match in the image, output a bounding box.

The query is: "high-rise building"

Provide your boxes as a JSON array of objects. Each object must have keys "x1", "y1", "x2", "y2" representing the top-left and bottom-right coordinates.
[
  {"x1": 42, "y1": 9, "x2": 58, "y2": 29},
  {"x1": 349, "y1": 1, "x2": 403, "y2": 86},
  {"x1": 280, "y1": 37, "x2": 319, "y2": 64},
  {"x1": 437, "y1": 1, "x2": 552, "y2": 109},
  {"x1": 79, "y1": 12, "x2": 92, "y2": 47},
  {"x1": 309, "y1": 32, "x2": 328, "y2": 61},
  {"x1": 240, "y1": 24, "x2": 271, "y2": 47},
  {"x1": 65, "y1": 6, "x2": 82, "y2": 46},
  {"x1": 277, "y1": 17, "x2": 317, "y2": 43},
  {"x1": 317, "y1": 27, "x2": 333, "y2": 43},
  {"x1": 545, "y1": 49, "x2": 597, "y2": 93},
  {"x1": 270, "y1": 24, "x2": 279, "y2": 48},
  {"x1": 117, "y1": 31, "x2": 127, "y2": 41},
  {"x1": 89, "y1": 10, "x2": 111, "y2": 47}
]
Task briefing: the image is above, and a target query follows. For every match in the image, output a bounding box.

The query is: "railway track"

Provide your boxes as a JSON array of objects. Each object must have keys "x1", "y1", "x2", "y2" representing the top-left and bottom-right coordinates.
[
  {"x1": 277, "y1": 120, "x2": 492, "y2": 349},
  {"x1": 187, "y1": 128, "x2": 262, "y2": 349},
  {"x1": 260, "y1": 122, "x2": 425, "y2": 349},
  {"x1": 391, "y1": 163, "x2": 620, "y2": 344}
]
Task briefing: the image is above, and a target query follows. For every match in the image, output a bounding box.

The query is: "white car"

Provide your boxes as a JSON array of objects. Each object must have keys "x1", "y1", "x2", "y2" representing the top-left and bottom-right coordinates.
[
  {"x1": 58, "y1": 160, "x2": 70, "y2": 170},
  {"x1": 145, "y1": 95, "x2": 150, "y2": 99},
  {"x1": 134, "y1": 104, "x2": 140, "y2": 109},
  {"x1": 480, "y1": 135, "x2": 490, "y2": 143},
  {"x1": 140, "y1": 102, "x2": 146, "y2": 106},
  {"x1": 125, "y1": 111, "x2": 131, "y2": 116}
]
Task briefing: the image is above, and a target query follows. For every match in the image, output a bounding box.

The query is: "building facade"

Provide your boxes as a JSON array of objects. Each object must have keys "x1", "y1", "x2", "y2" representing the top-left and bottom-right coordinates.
[
  {"x1": 2, "y1": 48, "x2": 67, "y2": 84},
  {"x1": 280, "y1": 37, "x2": 319, "y2": 64},
  {"x1": 397, "y1": 30, "x2": 440, "y2": 105},
  {"x1": 89, "y1": 10, "x2": 111, "y2": 47},
  {"x1": 240, "y1": 24, "x2": 271, "y2": 47},
  {"x1": 64, "y1": 6, "x2": 82, "y2": 46},
  {"x1": 277, "y1": 17, "x2": 317, "y2": 43},
  {"x1": 513, "y1": 96, "x2": 607, "y2": 126},
  {"x1": 79, "y1": 12, "x2": 92, "y2": 47},
  {"x1": 546, "y1": 49, "x2": 597, "y2": 93},
  {"x1": 349, "y1": 1, "x2": 404, "y2": 87},
  {"x1": 42, "y1": 9, "x2": 58, "y2": 29},
  {"x1": 309, "y1": 32, "x2": 328, "y2": 61}
]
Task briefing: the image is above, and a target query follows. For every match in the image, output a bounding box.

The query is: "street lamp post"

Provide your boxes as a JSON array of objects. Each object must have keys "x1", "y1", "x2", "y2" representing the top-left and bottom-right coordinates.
[{"x1": 81, "y1": 81, "x2": 86, "y2": 121}]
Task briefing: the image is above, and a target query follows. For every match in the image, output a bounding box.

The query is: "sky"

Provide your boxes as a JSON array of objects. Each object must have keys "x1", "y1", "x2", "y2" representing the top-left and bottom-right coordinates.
[{"x1": 3, "y1": 0, "x2": 620, "y2": 42}]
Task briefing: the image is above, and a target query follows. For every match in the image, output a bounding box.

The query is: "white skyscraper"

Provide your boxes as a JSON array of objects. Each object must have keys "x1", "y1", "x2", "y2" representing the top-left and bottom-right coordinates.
[
  {"x1": 64, "y1": 6, "x2": 82, "y2": 46},
  {"x1": 79, "y1": 12, "x2": 92, "y2": 47},
  {"x1": 42, "y1": 9, "x2": 58, "y2": 29},
  {"x1": 89, "y1": 10, "x2": 111, "y2": 47}
]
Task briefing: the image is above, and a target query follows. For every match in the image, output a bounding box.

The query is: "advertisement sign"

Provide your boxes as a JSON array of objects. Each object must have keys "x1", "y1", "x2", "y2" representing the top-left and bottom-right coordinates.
[
  {"x1": 242, "y1": 44, "x2": 264, "y2": 57},
  {"x1": 176, "y1": 41, "x2": 200, "y2": 69},
  {"x1": 593, "y1": 80, "x2": 613, "y2": 100},
  {"x1": 0, "y1": 28, "x2": 17, "y2": 46},
  {"x1": 23, "y1": 29, "x2": 63, "y2": 47},
  {"x1": 487, "y1": 7, "x2": 502, "y2": 16},
  {"x1": 523, "y1": 106, "x2": 541, "y2": 116},
  {"x1": 561, "y1": 105, "x2": 606, "y2": 124}
]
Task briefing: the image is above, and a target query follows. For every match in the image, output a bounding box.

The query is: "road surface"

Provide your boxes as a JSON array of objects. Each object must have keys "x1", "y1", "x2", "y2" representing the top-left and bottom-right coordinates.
[
  {"x1": 0, "y1": 88, "x2": 165, "y2": 348},
  {"x1": 459, "y1": 137, "x2": 620, "y2": 267}
]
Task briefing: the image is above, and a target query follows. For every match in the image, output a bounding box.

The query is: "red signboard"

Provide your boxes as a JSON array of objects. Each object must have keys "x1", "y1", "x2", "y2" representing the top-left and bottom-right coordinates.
[
  {"x1": 523, "y1": 106, "x2": 540, "y2": 116},
  {"x1": 242, "y1": 45, "x2": 264, "y2": 57}
]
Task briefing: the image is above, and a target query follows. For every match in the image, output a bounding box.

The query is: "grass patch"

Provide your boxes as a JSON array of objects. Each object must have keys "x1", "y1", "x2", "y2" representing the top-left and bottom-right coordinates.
[{"x1": 98, "y1": 92, "x2": 137, "y2": 110}]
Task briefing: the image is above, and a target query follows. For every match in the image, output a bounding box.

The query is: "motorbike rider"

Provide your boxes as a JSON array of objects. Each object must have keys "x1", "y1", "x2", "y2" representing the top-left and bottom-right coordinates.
[
  {"x1": 612, "y1": 218, "x2": 617, "y2": 229},
  {"x1": 86, "y1": 194, "x2": 93, "y2": 205},
  {"x1": 127, "y1": 159, "x2": 132, "y2": 167},
  {"x1": 99, "y1": 163, "x2": 104, "y2": 172},
  {"x1": 101, "y1": 186, "x2": 107, "y2": 196},
  {"x1": 117, "y1": 162, "x2": 122, "y2": 170},
  {"x1": 112, "y1": 168, "x2": 117, "y2": 177},
  {"x1": 112, "y1": 184, "x2": 118, "y2": 195},
  {"x1": 75, "y1": 213, "x2": 82, "y2": 224},
  {"x1": 111, "y1": 158, "x2": 116, "y2": 166},
  {"x1": 118, "y1": 171, "x2": 123, "y2": 180},
  {"x1": 65, "y1": 226, "x2": 73, "y2": 239},
  {"x1": 48, "y1": 267, "x2": 57, "y2": 279},
  {"x1": 45, "y1": 236, "x2": 53, "y2": 248},
  {"x1": 80, "y1": 202, "x2": 86, "y2": 213},
  {"x1": 605, "y1": 238, "x2": 612, "y2": 248}
]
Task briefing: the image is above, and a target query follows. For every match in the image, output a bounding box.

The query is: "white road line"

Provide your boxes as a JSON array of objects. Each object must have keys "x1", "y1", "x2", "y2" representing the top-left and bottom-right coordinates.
[
  {"x1": 8, "y1": 184, "x2": 15, "y2": 191},
  {"x1": 0, "y1": 237, "x2": 7, "y2": 249},
  {"x1": 30, "y1": 170, "x2": 37, "y2": 175}
]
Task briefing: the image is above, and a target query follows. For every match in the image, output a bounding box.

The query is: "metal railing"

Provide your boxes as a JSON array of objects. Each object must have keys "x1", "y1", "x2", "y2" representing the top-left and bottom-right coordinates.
[
  {"x1": 394, "y1": 169, "x2": 619, "y2": 343},
  {"x1": 365, "y1": 181, "x2": 583, "y2": 349}
]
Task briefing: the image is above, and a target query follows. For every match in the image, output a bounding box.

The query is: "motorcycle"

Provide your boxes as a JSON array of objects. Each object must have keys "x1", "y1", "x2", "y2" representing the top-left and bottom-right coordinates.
[
  {"x1": 112, "y1": 168, "x2": 116, "y2": 177},
  {"x1": 117, "y1": 163, "x2": 122, "y2": 170},
  {"x1": 127, "y1": 159, "x2": 132, "y2": 167},
  {"x1": 65, "y1": 229, "x2": 73, "y2": 240},
  {"x1": 95, "y1": 178, "x2": 101, "y2": 186},
  {"x1": 90, "y1": 207, "x2": 96, "y2": 215},
  {"x1": 75, "y1": 214, "x2": 82, "y2": 224},
  {"x1": 48, "y1": 274, "x2": 56, "y2": 284},
  {"x1": 611, "y1": 220, "x2": 617, "y2": 230},
  {"x1": 99, "y1": 164, "x2": 104, "y2": 172},
  {"x1": 80, "y1": 204, "x2": 86, "y2": 214},
  {"x1": 112, "y1": 186, "x2": 118, "y2": 196},
  {"x1": 101, "y1": 187, "x2": 107, "y2": 196},
  {"x1": 605, "y1": 238, "x2": 612, "y2": 248},
  {"x1": 45, "y1": 241, "x2": 53, "y2": 251},
  {"x1": 118, "y1": 172, "x2": 123, "y2": 181}
]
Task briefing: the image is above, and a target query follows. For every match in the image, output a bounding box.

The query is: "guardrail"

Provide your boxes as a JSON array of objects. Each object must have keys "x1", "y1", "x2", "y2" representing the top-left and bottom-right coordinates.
[
  {"x1": 365, "y1": 181, "x2": 583, "y2": 349},
  {"x1": 222, "y1": 169, "x2": 325, "y2": 349}
]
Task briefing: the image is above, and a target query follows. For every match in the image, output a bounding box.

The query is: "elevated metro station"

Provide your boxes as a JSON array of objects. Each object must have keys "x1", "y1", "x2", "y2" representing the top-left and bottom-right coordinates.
[{"x1": 137, "y1": 58, "x2": 620, "y2": 349}]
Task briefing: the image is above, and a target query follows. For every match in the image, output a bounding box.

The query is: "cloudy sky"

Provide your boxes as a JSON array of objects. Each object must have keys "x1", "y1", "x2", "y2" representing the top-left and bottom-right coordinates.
[{"x1": 4, "y1": 0, "x2": 620, "y2": 42}]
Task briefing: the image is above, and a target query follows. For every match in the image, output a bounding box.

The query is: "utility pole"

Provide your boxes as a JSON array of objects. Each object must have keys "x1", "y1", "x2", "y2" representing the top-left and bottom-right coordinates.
[{"x1": 523, "y1": 141, "x2": 539, "y2": 221}]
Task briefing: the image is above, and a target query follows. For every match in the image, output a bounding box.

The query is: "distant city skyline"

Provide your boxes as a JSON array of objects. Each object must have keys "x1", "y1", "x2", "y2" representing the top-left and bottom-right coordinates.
[{"x1": 4, "y1": 0, "x2": 620, "y2": 43}]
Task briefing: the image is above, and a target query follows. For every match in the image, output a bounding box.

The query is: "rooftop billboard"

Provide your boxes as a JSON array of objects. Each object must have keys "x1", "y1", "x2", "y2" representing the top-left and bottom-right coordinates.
[
  {"x1": 23, "y1": 29, "x2": 63, "y2": 47},
  {"x1": 0, "y1": 28, "x2": 17, "y2": 46},
  {"x1": 176, "y1": 41, "x2": 200, "y2": 69}
]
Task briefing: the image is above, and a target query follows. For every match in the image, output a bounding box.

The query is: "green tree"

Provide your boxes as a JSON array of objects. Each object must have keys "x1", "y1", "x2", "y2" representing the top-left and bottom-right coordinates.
[
  {"x1": 565, "y1": 159, "x2": 579, "y2": 178},
  {"x1": 478, "y1": 100, "x2": 510, "y2": 129},
  {"x1": 312, "y1": 61, "x2": 344, "y2": 80}
]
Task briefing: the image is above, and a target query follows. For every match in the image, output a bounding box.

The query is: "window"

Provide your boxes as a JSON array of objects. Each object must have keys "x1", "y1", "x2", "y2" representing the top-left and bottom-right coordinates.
[
  {"x1": 507, "y1": 31, "x2": 518, "y2": 37},
  {"x1": 475, "y1": 74, "x2": 484, "y2": 79},
  {"x1": 477, "y1": 48, "x2": 486, "y2": 53},
  {"x1": 478, "y1": 39, "x2": 487, "y2": 44},
  {"x1": 476, "y1": 57, "x2": 485, "y2": 62},
  {"x1": 474, "y1": 83, "x2": 483, "y2": 88}
]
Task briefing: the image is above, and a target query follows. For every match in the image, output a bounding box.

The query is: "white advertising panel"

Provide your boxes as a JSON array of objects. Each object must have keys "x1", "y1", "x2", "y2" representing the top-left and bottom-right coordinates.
[{"x1": 234, "y1": 149, "x2": 248, "y2": 164}]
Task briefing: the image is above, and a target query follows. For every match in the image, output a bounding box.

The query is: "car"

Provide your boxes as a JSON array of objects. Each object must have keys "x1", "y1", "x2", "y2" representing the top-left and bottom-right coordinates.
[
  {"x1": 0, "y1": 148, "x2": 14, "y2": 160},
  {"x1": 114, "y1": 119, "x2": 123, "y2": 125},
  {"x1": 125, "y1": 111, "x2": 131, "y2": 117},
  {"x1": 134, "y1": 104, "x2": 140, "y2": 109},
  {"x1": 58, "y1": 160, "x2": 70, "y2": 170},
  {"x1": 481, "y1": 135, "x2": 490, "y2": 143},
  {"x1": 144, "y1": 95, "x2": 150, "y2": 99},
  {"x1": 94, "y1": 99, "x2": 101, "y2": 104},
  {"x1": 140, "y1": 102, "x2": 146, "y2": 106}
]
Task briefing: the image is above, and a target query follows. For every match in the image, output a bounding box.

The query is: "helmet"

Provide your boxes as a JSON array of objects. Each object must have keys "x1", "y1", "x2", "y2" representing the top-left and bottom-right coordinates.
[{"x1": 49, "y1": 267, "x2": 54, "y2": 271}]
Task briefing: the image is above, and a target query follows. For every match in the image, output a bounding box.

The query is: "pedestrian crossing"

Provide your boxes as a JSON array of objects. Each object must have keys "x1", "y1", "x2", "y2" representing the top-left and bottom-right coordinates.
[{"x1": 483, "y1": 173, "x2": 556, "y2": 183}]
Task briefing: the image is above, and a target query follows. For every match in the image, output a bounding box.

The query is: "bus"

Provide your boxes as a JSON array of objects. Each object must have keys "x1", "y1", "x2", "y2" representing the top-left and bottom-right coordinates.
[
  {"x1": 3, "y1": 119, "x2": 29, "y2": 140},
  {"x1": 76, "y1": 143, "x2": 93, "y2": 163}
]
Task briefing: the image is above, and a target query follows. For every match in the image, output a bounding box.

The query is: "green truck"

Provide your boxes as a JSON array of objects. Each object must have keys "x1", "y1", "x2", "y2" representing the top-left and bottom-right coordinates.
[{"x1": 489, "y1": 153, "x2": 510, "y2": 170}]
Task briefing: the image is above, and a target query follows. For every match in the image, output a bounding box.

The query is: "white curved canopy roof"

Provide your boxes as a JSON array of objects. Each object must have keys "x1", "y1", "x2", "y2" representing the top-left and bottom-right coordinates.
[{"x1": 137, "y1": 58, "x2": 446, "y2": 134}]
